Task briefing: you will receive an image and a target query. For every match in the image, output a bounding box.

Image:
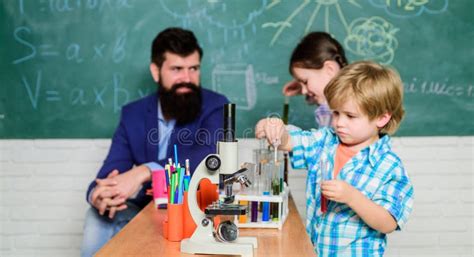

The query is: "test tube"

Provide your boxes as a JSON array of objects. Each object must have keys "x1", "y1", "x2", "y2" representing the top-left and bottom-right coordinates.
[
  {"x1": 283, "y1": 153, "x2": 289, "y2": 185},
  {"x1": 252, "y1": 149, "x2": 260, "y2": 194},
  {"x1": 254, "y1": 148, "x2": 270, "y2": 194},
  {"x1": 271, "y1": 161, "x2": 280, "y2": 196},
  {"x1": 251, "y1": 201, "x2": 258, "y2": 222},
  {"x1": 262, "y1": 192, "x2": 270, "y2": 222},
  {"x1": 320, "y1": 159, "x2": 331, "y2": 213},
  {"x1": 238, "y1": 200, "x2": 248, "y2": 223},
  {"x1": 262, "y1": 162, "x2": 272, "y2": 195},
  {"x1": 277, "y1": 152, "x2": 284, "y2": 193},
  {"x1": 273, "y1": 145, "x2": 278, "y2": 164},
  {"x1": 261, "y1": 161, "x2": 274, "y2": 222},
  {"x1": 271, "y1": 161, "x2": 281, "y2": 221},
  {"x1": 282, "y1": 96, "x2": 289, "y2": 125}
]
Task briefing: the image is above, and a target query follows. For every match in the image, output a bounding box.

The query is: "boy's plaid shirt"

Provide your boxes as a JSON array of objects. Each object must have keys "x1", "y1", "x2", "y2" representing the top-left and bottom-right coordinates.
[{"x1": 289, "y1": 127, "x2": 414, "y2": 256}]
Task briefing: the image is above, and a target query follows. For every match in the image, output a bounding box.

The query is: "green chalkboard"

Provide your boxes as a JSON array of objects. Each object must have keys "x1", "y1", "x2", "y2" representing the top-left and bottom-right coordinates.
[{"x1": 1, "y1": 0, "x2": 473, "y2": 138}]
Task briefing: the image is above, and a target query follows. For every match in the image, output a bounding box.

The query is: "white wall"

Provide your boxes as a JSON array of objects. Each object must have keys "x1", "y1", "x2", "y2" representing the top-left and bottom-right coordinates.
[{"x1": 0, "y1": 137, "x2": 473, "y2": 257}]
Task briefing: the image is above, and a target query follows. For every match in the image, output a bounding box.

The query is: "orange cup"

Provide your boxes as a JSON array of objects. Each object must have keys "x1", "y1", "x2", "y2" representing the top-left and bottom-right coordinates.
[
  {"x1": 162, "y1": 219, "x2": 169, "y2": 239},
  {"x1": 183, "y1": 192, "x2": 197, "y2": 238},
  {"x1": 167, "y1": 203, "x2": 184, "y2": 242}
]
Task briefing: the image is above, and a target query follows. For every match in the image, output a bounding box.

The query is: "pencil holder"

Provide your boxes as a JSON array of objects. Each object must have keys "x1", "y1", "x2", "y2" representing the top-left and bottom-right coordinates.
[
  {"x1": 167, "y1": 203, "x2": 184, "y2": 242},
  {"x1": 183, "y1": 191, "x2": 197, "y2": 238},
  {"x1": 162, "y1": 219, "x2": 169, "y2": 239}
]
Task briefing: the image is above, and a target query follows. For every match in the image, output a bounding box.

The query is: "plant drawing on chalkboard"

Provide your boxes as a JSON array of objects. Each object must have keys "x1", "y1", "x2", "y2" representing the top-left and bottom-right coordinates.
[
  {"x1": 369, "y1": 0, "x2": 449, "y2": 18},
  {"x1": 345, "y1": 16, "x2": 398, "y2": 65}
]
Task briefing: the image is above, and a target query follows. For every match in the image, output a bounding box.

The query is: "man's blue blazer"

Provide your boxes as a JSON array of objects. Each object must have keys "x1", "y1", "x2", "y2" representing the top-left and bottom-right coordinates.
[{"x1": 86, "y1": 88, "x2": 229, "y2": 208}]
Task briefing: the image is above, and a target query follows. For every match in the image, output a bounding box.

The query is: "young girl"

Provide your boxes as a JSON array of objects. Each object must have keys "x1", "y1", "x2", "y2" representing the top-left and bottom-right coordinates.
[
  {"x1": 257, "y1": 61, "x2": 414, "y2": 256},
  {"x1": 283, "y1": 32, "x2": 348, "y2": 127}
]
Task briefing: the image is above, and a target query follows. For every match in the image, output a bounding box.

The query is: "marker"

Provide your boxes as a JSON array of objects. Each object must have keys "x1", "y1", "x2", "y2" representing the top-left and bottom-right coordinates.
[
  {"x1": 164, "y1": 164, "x2": 170, "y2": 187},
  {"x1": 174, "y1": 144, "x2": 178, "y2": 167},
  {"x1": 185, "y1": 159, "x2": 190, "y2": 176},
  {"x1": 170, "y1": 165, "x2": 178, "y2": 191},
  {"x1": 151, "y1": 169, "x2": 168, "y2": 208},
  {"x1": 184, "y1": 175, "x2": 190, "y2": 191},
  {"x1": 170, "y1": 172, "x2": 178, "y2": 204},
  {"x1": 177, "y1": 167, "x2": 185, "y2": 203}
]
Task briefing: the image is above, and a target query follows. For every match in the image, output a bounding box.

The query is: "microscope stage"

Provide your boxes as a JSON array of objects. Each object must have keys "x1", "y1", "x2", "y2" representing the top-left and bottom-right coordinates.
[{"x1": 204, "y1": 204, "x2": 247, "y2": 215}]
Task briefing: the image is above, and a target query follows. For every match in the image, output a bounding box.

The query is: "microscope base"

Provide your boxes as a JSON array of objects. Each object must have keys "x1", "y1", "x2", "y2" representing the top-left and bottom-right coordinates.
[{"x1": 181, "y1": 237, "x2": 257, "y2": 257}]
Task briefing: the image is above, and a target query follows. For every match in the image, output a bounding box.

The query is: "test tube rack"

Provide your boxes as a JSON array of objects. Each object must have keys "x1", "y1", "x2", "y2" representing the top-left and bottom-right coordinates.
[{"x1": 232, "y1": 184, "x2": 289, "y2": 230}]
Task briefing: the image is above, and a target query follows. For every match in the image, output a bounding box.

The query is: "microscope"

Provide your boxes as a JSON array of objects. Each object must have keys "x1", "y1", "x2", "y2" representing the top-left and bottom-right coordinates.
[{"x1": 180, "y1": 104, "x2": 258, "y2": 257}]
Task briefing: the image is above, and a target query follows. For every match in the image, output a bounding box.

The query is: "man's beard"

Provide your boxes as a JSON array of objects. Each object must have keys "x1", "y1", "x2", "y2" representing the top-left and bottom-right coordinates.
[{"x1": 158, "y1": 82, "x2": 202, "y2": 125}]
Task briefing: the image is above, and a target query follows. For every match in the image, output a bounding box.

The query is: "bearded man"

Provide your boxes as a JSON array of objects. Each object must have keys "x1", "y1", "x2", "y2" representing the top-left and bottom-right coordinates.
[{"x1": 80, "y1": 27, "x2": 228, "y2": 257}]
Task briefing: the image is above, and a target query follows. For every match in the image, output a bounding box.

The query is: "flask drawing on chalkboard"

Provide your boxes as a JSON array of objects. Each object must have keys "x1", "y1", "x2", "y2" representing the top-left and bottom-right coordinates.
[{"x1": 212, "y1": 63, "x2": 256, "y2": 111}]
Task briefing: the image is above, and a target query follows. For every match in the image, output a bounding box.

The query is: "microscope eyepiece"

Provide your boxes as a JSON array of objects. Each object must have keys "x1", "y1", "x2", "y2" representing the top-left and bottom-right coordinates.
[
  {"x1": 205, "y1": 155, "x2": 221, "y2": 171},
  {"x1": 223, "y1": 103, "x2": 236, "y2": 142}
]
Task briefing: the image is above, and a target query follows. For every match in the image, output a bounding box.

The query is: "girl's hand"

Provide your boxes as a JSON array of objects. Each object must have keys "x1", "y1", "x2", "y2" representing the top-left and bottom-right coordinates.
[
  {"x1": 321, "y1": 180, "x2": 356, "y2": 204},
  {"x1": 282, "y1": 80, "x2": 302, "y2": 96}
]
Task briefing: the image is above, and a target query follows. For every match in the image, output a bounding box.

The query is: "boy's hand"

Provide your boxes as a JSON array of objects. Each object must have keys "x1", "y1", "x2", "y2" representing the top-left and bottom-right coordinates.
[
  {"x1": 255, "y1": 117, "x2": 285, "y2": 143},
  {"x1": 255, "y1": 117, "x2": 292, "y2": 151},
  {"x1": 323, "y1": 179, "x2": 398, "y2": 234},
  {"x1": 321, "y1": 180, "x2": 356, "y2": 204}
]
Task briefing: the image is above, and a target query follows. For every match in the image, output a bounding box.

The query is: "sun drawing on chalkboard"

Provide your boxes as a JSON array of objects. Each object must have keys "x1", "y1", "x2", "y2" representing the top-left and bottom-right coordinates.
[
  {"x1": 262, "y1": 0, "x2": 400, "y2": 64},
  {"x1": 262, "y1": 0, "x2": 361, "y2": 46}
]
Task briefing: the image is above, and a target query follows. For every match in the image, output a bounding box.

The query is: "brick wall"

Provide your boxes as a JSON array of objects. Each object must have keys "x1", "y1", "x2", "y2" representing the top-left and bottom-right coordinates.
[{"x1": 0, "y1": 137, "x2": 473, "y2": 257}]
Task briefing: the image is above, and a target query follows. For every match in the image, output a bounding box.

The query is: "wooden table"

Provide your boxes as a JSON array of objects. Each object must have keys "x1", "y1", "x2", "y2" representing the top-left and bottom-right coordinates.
[{"x1": 95, "y1": 194, "x2": 316, "y2": 257}]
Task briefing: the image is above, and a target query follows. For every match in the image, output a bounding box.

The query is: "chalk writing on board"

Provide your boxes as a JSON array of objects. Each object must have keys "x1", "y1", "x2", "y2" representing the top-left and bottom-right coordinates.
[
  {"x1": 12, "y1": 26, "x2": 127, "y2": 64},
  {"x1": 159, "y1": 0, "x2": 266, "y2": 43},
  {"x1": 158, "y1": 0, "x2": 207, "y2": 28},
  {"x1": 21, "y1": 71, "x2": 150, "y2": 112},
  {"x1": 2, "y1": 0, "x2": 470, "y2": 138},
  {"x1": 261, "y1": 21, "x2": 291, "y2": 29},
  {"x1": 17, "y1": 0, "x2": 133, "y2": 14},
  {"x1": 212, "y1": 63, "x2": 257, "y2": 111},
  {"x1": 404, "y1": 77, "x2": 474, "y2": 98},
  {"x1": 255, "y1": 73, "x2": 279, "y2": 85},
  {"x1": 369, "y1": 0, "x2": 449, "y2": 18},
  {"x1": 345, "y1": 16, "x2": 399, "y2": 65},
  {"x1": 204, "y1": 0, "x2": 266, "y2": 42}
]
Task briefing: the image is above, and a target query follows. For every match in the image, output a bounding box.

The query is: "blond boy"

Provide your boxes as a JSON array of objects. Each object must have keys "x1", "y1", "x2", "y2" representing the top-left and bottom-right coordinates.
[{"x1": 256, "y1": 61, "x2": 414, "y2": 256}]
